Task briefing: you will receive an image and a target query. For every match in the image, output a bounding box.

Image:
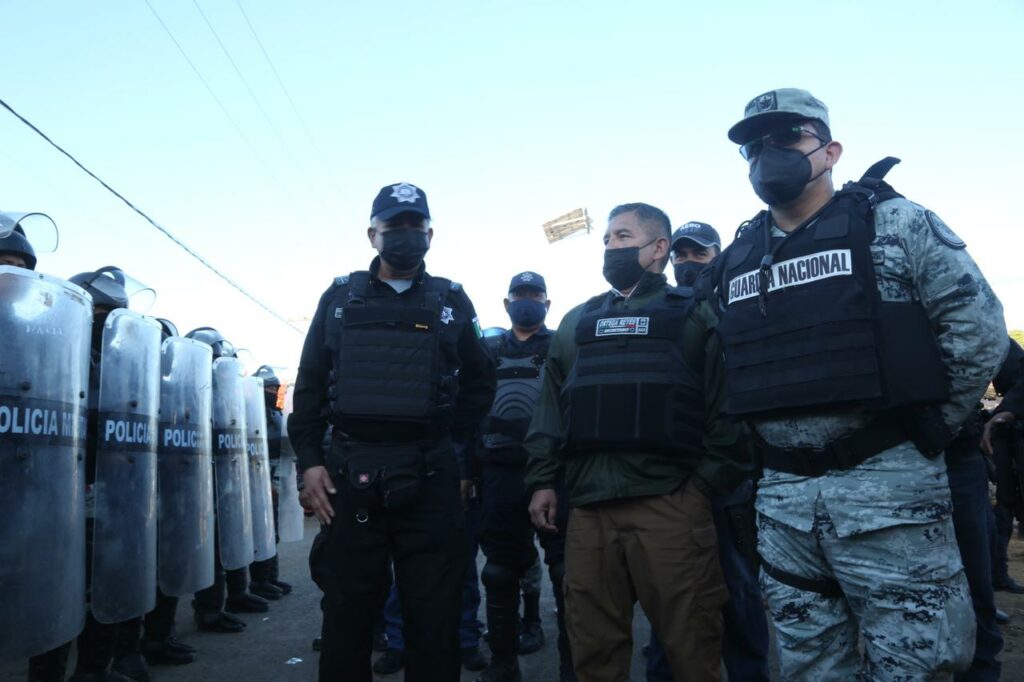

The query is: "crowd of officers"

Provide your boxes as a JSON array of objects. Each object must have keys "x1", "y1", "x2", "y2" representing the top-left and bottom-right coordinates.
[
  {"x1": 0, "y1": 230, "x2": 300, "y2": 681},
  {"x1": 5, "y1": 85, "x2": 1024, "y2": 682}
]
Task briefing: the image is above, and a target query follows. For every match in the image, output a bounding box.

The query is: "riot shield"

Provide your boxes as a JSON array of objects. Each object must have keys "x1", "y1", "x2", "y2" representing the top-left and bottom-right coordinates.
[
  {"x1": 245, "y1": 376, "x2": 276, "y2": 561},
  {"x1": 278, "y1": 384, "x2": 304, "y2": 542},
  {"x1": 91, "y1": 309, "x2": 161, "y2": 624},
  {"x1": 212, "y1": 357, "x2": 254, "y2": 570},
  {"x1": 157, "y1": 337, "x2": 215, "y2": 597},
  {"x1": 0, "y1": 268, "x2": 91, "y2": 660}
]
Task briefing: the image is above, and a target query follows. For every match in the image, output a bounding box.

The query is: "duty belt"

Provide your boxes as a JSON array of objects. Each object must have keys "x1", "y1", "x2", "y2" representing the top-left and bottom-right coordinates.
[{"x1": 757, "y1": 418, "x2": 908, "y2": 477}]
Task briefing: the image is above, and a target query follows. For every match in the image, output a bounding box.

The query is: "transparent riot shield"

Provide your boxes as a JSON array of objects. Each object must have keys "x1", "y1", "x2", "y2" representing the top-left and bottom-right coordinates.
[
  {"x1": 212, "y1": 357, "x2": 254, "y2": 570},
  {"x1": 278, "y1": 384, "x2": 304, "y2": 543},
  {"x1": 157, "y1": 337, "x2": 215, "y2": 597},
  {"x1": 0, "y1": 268, "x2": 91, "y2": 660},
  {"x1": 244, "y1": 376, "x2": 276, "y2": 561},
  {"x1": 91, "y1": 309, "x2": 161, "y2": 624}
]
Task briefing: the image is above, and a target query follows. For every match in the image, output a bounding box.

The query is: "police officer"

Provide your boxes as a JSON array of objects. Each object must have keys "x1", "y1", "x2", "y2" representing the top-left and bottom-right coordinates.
[
  {"x1": 475, "y1": 272, "x2": 573, "y2": 682},
  {"x1": 526, "y1": 203, "x2": 751, "y2": 682},
  {"x1": 248, "y1": 365, "x2": 293, "y2": 599},
  {"x1": 0, "y1": 221, "x2": 36, "y2": 269},
  {"x1": 188, "y1": 327, "x2": 268, "y2": 632},
  {"x1": 30, "y1": 266, "x2": 157, "y2": 682},
  {"x1": 715, "y1": 88, "x2": 1008, "y2": 679},
  {"x1": 645, "y1": 222, "x2": 771, "y2": 682},
  {"x1": 289, "y1": 182, "x2": 496, "y2": 682}
]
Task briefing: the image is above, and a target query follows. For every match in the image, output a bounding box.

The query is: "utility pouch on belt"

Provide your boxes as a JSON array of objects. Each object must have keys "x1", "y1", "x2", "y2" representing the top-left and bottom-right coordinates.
[
  {"x1": 901, "y1": 404, "x2": 954, "y2": 459},
  {"x1": 341, "y1": 443, "x2": 425, "y2": 521}
]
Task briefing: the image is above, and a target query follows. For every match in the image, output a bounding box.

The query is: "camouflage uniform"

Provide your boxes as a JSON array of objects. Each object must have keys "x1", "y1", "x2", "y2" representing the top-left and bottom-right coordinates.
[{"x1": 753, "y1": 200, "x2": 1007, "y2": 680}]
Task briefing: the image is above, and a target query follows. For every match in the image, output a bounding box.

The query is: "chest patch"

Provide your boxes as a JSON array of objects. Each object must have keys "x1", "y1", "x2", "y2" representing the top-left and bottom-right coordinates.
[
  {"x1": 595, "y1": 316, "x2": 650, "y2": 337},
  {"x1": 728, "y1": 249, "x2": 853, "y2": 304}
]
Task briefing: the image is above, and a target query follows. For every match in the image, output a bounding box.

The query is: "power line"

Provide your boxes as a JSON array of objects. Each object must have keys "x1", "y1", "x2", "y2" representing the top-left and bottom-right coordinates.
[
  {"x1": 142, "y1": 0, "x2": 317, "y2": 230},
  {"x1": 191, "y1": 0, "x2": 333, "y2": 219},
  {"x1": 0, "y1": 96, "x2": 304, "y2": 335},
  {"x1": 234, "y1": 0, "x2": 346, "y2": 206}
]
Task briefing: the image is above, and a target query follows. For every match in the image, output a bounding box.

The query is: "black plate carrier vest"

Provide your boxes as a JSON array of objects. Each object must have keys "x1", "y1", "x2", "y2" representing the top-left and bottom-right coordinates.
[
  {"x1": 480, "y1": 334, "x2": 548, "y2": 452},
  {"x1": 716, "y1": 158, "x2": 949, "y2": 418},
  {"x1": 328, "y1": 271, "x2": 455, "y2": 428},
  {"x1": 563, "y1": 287, "x2": 705, "y2": 460}
]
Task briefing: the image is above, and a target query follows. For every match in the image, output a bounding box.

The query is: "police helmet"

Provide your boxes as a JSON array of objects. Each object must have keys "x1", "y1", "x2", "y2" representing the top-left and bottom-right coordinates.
[
  {"x1": 156, "y1": 318, "x2": 179, "y2": 341},
  {"x1": 0, "y1": 225, "x2": 37, "y2": 270},
  {"x1": 185, "y1": 326, "x2": 236, "y2": 359},
  {"x1": 252, "y1": 365, "x2": 281, "y2": 390},
  {"x1": 69, "y1": 266, "x2": 130, "y2": 310}
]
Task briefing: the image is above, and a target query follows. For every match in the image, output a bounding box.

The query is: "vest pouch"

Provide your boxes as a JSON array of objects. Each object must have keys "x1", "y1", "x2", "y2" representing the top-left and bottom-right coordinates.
[{"x1": 873, "y1": 301, "x2": 949, "y2": 408}]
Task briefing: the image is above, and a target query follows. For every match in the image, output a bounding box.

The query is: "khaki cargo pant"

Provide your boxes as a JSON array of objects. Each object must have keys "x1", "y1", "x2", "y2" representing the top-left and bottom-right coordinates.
[{"x1": 564, "y1": 480, "x2": 728, "y2": 682}]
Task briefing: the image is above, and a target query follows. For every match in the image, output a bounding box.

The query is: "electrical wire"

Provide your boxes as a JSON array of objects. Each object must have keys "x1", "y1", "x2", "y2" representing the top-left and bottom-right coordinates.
[{"x1": 0, "y1": 96, "x2": 304, "y2": 335}]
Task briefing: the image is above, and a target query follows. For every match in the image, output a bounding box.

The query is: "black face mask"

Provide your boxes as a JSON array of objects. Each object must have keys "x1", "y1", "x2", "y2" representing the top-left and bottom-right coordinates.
[
  {"x1": 748, "y1": 143, "x2": 826, "y2": 206},
  {"x1": 673, "y1": 261, "x2": 706, "y2": 288},
  {"x1": 603, "y1": 239, "x2": 655, "y2": 291},
  {"x1": 379, "y1": 229, "x2": 429, "y2": 271}
]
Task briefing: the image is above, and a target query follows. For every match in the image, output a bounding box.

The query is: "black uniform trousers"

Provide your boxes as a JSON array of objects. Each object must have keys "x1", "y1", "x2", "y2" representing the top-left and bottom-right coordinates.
[
  {"x1": 478, "y1": 456, "x2": 570, "y2": 664},
  {"x1": 310, "y1": 438, "x2": 467, "y2": 682}
]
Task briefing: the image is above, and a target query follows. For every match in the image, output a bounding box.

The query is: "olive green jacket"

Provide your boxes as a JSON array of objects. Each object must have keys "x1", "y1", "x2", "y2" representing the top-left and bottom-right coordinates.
[{"x1": 523, "y1": 271, "x2": 752, "y2": 507}]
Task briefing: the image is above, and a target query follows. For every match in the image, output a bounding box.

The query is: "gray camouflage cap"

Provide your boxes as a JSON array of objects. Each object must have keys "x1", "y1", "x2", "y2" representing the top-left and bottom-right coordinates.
[{"x1": 727, "y1": 88, "x2": 830, "y2": 144}]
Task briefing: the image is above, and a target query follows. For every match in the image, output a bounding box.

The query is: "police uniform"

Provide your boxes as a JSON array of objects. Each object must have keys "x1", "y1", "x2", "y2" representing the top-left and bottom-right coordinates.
[
  {"x1": 475, "y1": 272, "x2": 572, "y2": 682},
  {"x1": 716, "y1": 88, "x2": 1009, "y2": 680},
  {"x1": 525, "y1": 260, "x2": 751, "y2": 681},
  {"x1": 289, "y1": 183, "x2": 496, "y2": 682},
  {"x1": 989, "y1": 341, "x2": 1024, "y2": 597}
]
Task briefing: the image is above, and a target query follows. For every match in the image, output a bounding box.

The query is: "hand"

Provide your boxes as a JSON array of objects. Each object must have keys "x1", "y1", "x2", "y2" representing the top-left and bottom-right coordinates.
[
  {"x1": 529, "y1": 488, "x2": 559, "y2": 533},
  {"x1": 981, "y1": 412, "x2": 1017, "y2": 456},
  {"x1": 300, "y1": 465, "x2": 337, "y2": 525},
  {"x1": 460, "y1": 480, "x2": 475, "y2": 510}
]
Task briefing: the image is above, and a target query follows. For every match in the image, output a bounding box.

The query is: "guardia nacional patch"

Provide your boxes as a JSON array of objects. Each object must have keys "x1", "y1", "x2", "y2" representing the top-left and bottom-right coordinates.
[
  {"x1": 926, "y1": 210, "x2": 966, "y2": 250},
  {"x1": 472, "y1": 316, "x2": 482, "y2": 338}
]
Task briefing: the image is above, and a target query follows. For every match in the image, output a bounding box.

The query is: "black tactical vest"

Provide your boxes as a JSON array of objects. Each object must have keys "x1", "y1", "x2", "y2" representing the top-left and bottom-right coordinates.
[
  {"x1": 716, "y1": 158, "x2": 949, "y2": 418},
  {"x1": 326, "y1": 272, "x2": 456, "y2": 428},
  {"x1": 563, "y1": 287, "x2": 705, "y2": 460},
  {"x1": 480, "y1": 333, "x2": 548, "y2": 452},
  {"x1": 266, "y1": 408, "x2": 283, "y2": 459}
]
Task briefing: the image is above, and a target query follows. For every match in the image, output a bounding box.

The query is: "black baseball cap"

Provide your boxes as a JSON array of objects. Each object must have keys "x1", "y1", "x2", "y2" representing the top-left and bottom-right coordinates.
[
  {"x1": 508, "y1": 271, "x2": 546, "y2": 294},
  {"x1": 371, "y1": 182, "x2": 431, "y2": 222},
  {"x1": 671, "y1": 222, "x2": 721, "y2": 250}
]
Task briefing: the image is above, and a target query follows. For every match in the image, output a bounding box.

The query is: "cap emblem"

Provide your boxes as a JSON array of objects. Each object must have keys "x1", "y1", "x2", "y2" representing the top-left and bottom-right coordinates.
[{"x1": 391, "y1": 183, "x2": 421, "y2": 204}]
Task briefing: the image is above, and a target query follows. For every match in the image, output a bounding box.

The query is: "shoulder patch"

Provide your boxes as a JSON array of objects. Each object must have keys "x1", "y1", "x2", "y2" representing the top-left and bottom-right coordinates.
[
  {"x1": 449, "y1": 281, "x2": 462, "y2": 291},
  {"x1": 333, "y1": 275, "x2": 350, "y2": 287},
  {"x1": 926, "y1": 210, "x2": 966, "y2": 250}
]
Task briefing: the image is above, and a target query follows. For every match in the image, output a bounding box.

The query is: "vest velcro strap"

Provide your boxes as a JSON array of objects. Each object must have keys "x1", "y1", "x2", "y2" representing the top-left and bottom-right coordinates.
[
  {"x1": 760, "y1": 557, "x2": 843, "y2": 598},
  {"x1": 759, "y1": 418, "x2": 907, "y2": 477}
]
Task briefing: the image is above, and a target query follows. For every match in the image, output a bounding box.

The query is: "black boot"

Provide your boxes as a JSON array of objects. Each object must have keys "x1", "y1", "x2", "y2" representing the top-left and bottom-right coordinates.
[
  {"x1": 268, "y1": 554, "x2": 293, "y2": 595},
  {"x1": 473, "y1": 656, "x2": 522, "y2": 682},
  {"x1": 484, "y1": 568, "x2": 521, "y2": 661},
  {"x1": 225, "y1": 592, "x2": 270, "y2": 613},
  {"x1": 141, "y1": 637, "x2": 196, "y2": 666},
  {"x1": 518, "y1": 591, "x2": 544, "y2": 655},
  {"x1": 193, "y1": 610, "x2": 246, "y2": 633}
]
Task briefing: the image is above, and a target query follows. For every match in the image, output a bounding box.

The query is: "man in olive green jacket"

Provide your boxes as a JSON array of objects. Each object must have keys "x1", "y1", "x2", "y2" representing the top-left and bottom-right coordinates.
[{"x1": 525, "y1": 202, "x2": 752, "y2": 682}]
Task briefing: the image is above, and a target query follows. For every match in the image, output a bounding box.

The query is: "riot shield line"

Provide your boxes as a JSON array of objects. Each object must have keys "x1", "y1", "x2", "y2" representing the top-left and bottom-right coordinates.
[
  {"x1": 278, "y1": 384, "x2": 304, "y2": 543},
  {"x1": 245, "y1": 376, "x2": 276, "y2": 562},
  {"x1": 157, "y1": 337, "x2": 215, "y2": 597},
  {"x1": 212, "y1": 357, "x2": 254, "y2": 570},
  {"x1": 91, "y1": 309, "x2": 161, "y2": 624},
  {"x1": 0, "y1": 269, "x2": 91, "y2": 660}
]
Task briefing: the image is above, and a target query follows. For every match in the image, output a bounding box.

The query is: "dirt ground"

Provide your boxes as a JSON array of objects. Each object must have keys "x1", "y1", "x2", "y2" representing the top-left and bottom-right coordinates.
[{"x1": 5, "y1": 518, "x2": 1024, "y2": 680}]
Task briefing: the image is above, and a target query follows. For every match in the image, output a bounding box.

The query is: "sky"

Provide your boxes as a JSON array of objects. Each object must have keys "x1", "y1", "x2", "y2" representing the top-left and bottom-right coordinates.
[{"x1": 1, "y1": 0, "x2": 1022, "y2": 371}]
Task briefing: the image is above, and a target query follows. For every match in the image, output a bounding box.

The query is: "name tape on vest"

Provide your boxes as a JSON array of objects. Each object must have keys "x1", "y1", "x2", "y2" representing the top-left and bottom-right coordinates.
[
  {"x1": 595, "y1": 316, "x2": 650, "y2": 337},
  {"x1": 728, "y1": 249, "x2": 853, "y2": 304}
]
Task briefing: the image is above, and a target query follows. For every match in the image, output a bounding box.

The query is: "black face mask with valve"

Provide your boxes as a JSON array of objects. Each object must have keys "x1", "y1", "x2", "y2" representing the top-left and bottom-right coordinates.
[
  {"x1": 748, "y1": 143, "x2": 827, "y2": 206},
  {"x1": 380, "y1": 229, "x2": 430, "y2": 271}
]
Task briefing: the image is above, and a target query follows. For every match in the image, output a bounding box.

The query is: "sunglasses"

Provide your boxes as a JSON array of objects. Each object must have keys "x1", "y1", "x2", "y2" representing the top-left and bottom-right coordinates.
[{"x1": 740, "y1": 126, "x2": 825, "y2": 161}]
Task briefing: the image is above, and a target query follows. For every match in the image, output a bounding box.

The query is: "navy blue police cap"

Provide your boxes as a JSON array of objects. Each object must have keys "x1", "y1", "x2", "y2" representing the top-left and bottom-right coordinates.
[
  {"x1": 371, "y1": 182, "x2": 431, "y2": 222},
  {"x1": 508, "y1": 271, "x2": 546, "y2": 294},
  {"x1": 671, "y1": 221, "x2": 721, "y2": 250}
]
